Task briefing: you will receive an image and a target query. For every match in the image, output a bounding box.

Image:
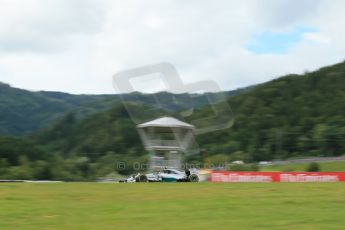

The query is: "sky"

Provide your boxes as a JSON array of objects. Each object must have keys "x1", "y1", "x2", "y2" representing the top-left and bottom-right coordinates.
[{"x1": 0, "y1": 0, "x2": 344, "y2": 94}]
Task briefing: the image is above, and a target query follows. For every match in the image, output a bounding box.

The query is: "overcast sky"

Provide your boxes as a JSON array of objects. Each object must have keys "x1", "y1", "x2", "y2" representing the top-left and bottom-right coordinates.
[{"x1": 0, "y1": 0, "x2": 344, "y2": 94}]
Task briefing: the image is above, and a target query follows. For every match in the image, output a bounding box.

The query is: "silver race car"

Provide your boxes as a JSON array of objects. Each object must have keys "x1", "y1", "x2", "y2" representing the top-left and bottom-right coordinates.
[{"x1": 125, "y1": 168, "x2": 199, "y2": 183}]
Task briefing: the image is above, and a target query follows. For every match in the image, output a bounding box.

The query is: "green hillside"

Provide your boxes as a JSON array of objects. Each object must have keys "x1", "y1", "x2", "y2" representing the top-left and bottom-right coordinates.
[
  {"x1": 0, "y1": 105, "x2": 148, "y2": 180},
  {"x1": 0, "y1": 82, "x2": 245, "y2": 136},
  {"x1": 0, "y1": 136, "x2": 50, "y2": 180},
  {"x1": 0, "y1": 83, "x2": 115, "y2": 136},
  {"x1": 1, "y1": 61, "x2": 345, "y2": 180},
  {"x1": 31, "y1": 104, "x2": 149, "y2": 156},
  {"x1": 36, "y1": 61, "x2": 345, "y2": 166},
  {"x1": 195, "y1": 61, "x2": 345, "y2": 161}
]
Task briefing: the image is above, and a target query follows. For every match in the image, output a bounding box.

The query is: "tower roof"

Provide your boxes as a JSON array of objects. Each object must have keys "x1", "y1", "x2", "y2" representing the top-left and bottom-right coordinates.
[{"x1": 137, "y1": 117, "x2": 194, "y2": 129}]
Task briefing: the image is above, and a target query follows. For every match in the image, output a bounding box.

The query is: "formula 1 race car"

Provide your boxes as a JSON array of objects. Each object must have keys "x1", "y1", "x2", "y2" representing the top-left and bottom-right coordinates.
[{"x1": 121, "y1": 168, "x2": 199, "y2": 183}]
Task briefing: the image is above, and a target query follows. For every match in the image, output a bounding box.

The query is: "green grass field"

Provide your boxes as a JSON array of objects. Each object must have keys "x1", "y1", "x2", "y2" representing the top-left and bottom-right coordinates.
[
  {"x1": 1, "y1": 183, "x2": 345, "y2": 229},
  {"x1": 261, "y1": 161, "x2": 345, "y2": 172}
]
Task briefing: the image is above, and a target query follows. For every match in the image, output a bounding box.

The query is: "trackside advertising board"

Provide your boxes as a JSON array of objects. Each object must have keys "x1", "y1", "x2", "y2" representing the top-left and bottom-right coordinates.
[{"x1": 210, "y1": 171, "x2": 345, "y2": 182}]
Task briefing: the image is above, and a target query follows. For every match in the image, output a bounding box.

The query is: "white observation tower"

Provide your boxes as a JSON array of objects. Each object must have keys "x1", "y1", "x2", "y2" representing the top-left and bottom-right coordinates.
[{"x1": 137, "y1": 117, "x2": 197, "y2": 169}]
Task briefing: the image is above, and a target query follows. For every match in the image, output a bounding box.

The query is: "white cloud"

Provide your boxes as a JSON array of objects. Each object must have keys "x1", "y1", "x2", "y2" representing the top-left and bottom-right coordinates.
[
  {"x1": 247, "y1": 0, "x2": 324, "y2": 31},
  {"x1": 0, "y1": 0, "x2": 344, "y2": 94},
  {"x1": 303, "y1": 32, "x2": 330, "y2": 44},
  {"x1": 0, "y1": 0, "x2": 105, "y2": 52}
]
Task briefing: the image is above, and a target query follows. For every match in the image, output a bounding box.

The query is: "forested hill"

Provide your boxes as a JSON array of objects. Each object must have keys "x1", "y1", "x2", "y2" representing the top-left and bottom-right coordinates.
[
  {"x1": 195, "y1": 61, "x2": 345, "y2": 161},
  {"x1": 1, "y1": 61, "x2": 345, "y2": 180},
  {"x1": 33, "y1": 61, "x2": 345, "y2": 162},
  {"x1": 30, "y1": 104, "x2": 151, "y2": 157},
  {"x1": 0, "y1": 82, "x2": 115, "y2": 136},
  {"x1": 0, "y1": 82, "x2": 248, "y2": 136}
]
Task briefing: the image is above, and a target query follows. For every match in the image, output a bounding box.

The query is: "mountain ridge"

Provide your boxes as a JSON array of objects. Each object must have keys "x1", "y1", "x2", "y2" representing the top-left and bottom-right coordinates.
[
  {"x1": 1, "y1": 61, "x2": 345, "y2": 180},
  {"x1": 0, "y1": 82, "x2": 249, "y2": 136}
]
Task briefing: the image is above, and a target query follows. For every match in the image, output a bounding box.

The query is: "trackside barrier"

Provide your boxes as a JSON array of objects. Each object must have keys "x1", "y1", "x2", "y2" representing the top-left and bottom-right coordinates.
[{"x1": 210, "y1": 171, "x2": 345, "y2": 182}]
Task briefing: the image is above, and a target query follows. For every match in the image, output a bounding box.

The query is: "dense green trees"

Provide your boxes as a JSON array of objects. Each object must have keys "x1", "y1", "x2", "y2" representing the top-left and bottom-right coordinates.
[
  {"x1": 0, "y1": 61, "x2": 345, "y2": 180},
  {"x1": 0, "y1": 136, "x2": 50, "y2": 179},
  {"x1": 0, "y1": 82, "x2": 242, "y2": 136},
  {"x1": 0, "y1": 82, "x2": 116, "y2": 136},
  {"x1": 194, "y1": 61, "x2": 345, "y2": 160}
]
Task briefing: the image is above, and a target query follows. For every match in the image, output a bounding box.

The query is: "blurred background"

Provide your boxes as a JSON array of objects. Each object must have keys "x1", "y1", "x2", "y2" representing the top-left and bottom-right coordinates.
[{"x1": 0, "y1": 0, "x2": 344, "y2": 181}]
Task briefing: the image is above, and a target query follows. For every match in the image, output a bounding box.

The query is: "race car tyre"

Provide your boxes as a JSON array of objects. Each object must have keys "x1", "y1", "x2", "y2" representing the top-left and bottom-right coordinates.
[{"x1": 188, "y1": 174, "x2": 199, "y2": 182}]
